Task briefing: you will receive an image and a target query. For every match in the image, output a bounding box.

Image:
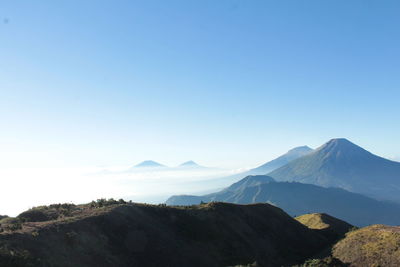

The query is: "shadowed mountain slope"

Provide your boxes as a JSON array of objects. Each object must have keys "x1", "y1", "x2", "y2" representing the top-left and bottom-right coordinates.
[
  {"x1": 0, "y1": 202, "x2": 330, "y2": 267},
  {"x1": 268, "y1": 138, "x2": 400, "y2": 202},
  {"x1": 166, "y1": 175, "x2": 400, "y2": 226}
]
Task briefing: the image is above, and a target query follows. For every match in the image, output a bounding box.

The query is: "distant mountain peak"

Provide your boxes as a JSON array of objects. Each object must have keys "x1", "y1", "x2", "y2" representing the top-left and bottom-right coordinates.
[
  {"x1": 134, "y1": 160, "x2": 165, "y2": 168},
  {"x1": 251, "y1": 145, "x2": 313, "y2": 174},
  {"x1": 269, "y1": 138, "x2": 400, "y2": 203},
  {"x1": 316, "y1": 138, "x2": 368, "y2": 156},
  {"x1": 180, "y1": 160, "x2": 199, "y2": 167},
  {"x1": 324, "y1": 138, "x2": 357, "y2": 147},
  {"x1": 287, "y1": 146, "x2": 313, "y2": 154},
  {"x1": 325, "y1": 138, "x2": 354, "y2": 147}
]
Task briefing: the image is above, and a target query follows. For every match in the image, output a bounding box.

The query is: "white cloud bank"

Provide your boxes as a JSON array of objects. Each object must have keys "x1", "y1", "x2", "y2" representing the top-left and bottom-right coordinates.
[{"x1": 0, "y1": 166, "x2": 245, "y2": 216}]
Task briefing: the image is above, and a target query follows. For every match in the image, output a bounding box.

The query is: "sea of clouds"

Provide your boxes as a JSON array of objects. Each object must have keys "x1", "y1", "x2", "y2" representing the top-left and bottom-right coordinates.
[{"x1": 0, "y1": 165, "x2": 246, "y2": 216}]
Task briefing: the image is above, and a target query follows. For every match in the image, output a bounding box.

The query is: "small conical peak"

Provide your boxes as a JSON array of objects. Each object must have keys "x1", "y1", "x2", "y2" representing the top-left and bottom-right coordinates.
[
  {"x1": 135, "y1": 160, "x2": 165, "y2": 168},
  {"x1": 179, "y1": 160, "x2": 199, "y2": 167}
]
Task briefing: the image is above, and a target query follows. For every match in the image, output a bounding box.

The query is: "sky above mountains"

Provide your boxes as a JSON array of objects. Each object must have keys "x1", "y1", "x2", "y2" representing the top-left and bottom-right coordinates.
[{"x1": 0, "y1": 0, "x2": 400, "y2": 169}]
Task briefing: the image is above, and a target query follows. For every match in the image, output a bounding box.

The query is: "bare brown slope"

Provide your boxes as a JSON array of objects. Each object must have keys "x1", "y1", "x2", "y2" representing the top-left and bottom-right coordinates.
[
  {"x1": 296, "y1": 213, "x2": 353, "y2": 242},
  {"x1": 0, "y1": 202, "x2": 330, "y2": 267},
  {"x1": 333, "y1": 225, "x2": 400, "y2": 267}
]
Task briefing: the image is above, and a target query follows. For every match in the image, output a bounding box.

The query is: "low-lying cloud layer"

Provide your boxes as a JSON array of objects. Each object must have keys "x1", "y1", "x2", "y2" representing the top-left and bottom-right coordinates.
[{"x1": 0, "y1": 165, "x2": 245, "y2": 216}]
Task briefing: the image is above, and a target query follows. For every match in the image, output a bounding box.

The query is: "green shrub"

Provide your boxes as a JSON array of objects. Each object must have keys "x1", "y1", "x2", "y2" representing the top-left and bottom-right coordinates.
[
  {"x1": 0, "y1": 246, "x2": 38, "y2": 267},
  {"x1": 0, "y1": 217, "x2": 22, "y2": 232},
  {"x1": 90, "y1": 198, "x2": 125, "y2": 208},
  {"x1": 18, "y1": 203, "x2": 77, "y2": 222},
  {"x1": 296, "y1": 257, "x2": 347, "y2": 267},
  {"x1": 230, "y1": 262, "x2": 258, "y2": 267}
]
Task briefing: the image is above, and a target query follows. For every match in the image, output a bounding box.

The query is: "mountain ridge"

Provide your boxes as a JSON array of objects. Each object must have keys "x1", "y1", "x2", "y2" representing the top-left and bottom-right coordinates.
[
  {"x1": 166, "y1": 174, "x2": 400, "y2": 226},
  {"x1": 268, "y1": 138, "x2": 400, "y2": 202}
]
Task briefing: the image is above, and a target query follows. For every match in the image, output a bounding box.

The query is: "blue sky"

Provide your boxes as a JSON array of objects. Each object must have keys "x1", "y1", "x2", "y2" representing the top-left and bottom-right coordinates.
[{"x1": 1, "y1": 0, "x2": 399, "y2": 169}]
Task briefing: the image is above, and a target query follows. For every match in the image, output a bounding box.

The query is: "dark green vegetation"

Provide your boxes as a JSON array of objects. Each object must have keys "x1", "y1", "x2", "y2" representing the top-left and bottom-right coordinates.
[
  {"x1": 0, "y1": 201, "x2": 337, "y2": 267},
  {"x1": 167, "y1": 175, "x2": 400, "y2": 226},
  {"x1": 332, "y1": 225, "x2": 400, "y2": 267},
  {"x1": 268, "y1": 138, "x2": 400, "y2": 203},
  {"x1": 0, "y1": 217, "x2": 22, "y2": 232},
  {"x1": 18, "y1": 204, "x2": 77, "y2": 222},
  {"x1": 294, "y1": 257, "x2": 347, "y2": 267}
]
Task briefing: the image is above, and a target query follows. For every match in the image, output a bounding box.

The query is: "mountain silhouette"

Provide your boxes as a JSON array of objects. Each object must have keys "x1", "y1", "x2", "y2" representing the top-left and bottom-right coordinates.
[
  {"x1": 179, "y1": 160, "x2": 199, "y2": 167},
  {"x1": 177, "y1": 161, "x2": 207, "y2": 169},
  {"x1": 133, "y1": 160, "x2": 166, "y2": 168},
  {"x1": 268, "y1": 138, "x2": 400, "y2": 202},
  {"x1": 166, "y1": 175, "x2": 400, "y2": 226}
]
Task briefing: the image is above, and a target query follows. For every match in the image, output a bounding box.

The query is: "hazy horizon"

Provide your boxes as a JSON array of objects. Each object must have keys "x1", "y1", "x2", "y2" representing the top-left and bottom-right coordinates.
[
  {"x1": 1, "y1": 138, "x2": 399, "y2": 216},
  {"x1": 1, "y1": 1, "x2": 400, "y2": 216}
]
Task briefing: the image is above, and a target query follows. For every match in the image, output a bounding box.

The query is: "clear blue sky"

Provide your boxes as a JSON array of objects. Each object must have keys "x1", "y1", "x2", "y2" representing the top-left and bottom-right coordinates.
[{"x1": 1, "y1": 0, "x2": 399, "y2": 169}]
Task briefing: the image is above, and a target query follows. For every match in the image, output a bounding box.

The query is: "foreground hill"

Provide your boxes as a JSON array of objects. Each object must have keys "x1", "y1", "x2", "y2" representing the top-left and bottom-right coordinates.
[
  {"x1": 0, "y1": 201, "x2": 330, "y2": 267},
  {"x1": 296, "y1": 213, "x2": 353, "y2": 243},
  {"x1": 332, "y1": 224, "x2": 400, "y2": 266},
  {"x1": 268, "y1": 138, "x2": 400, "y2": 203},
  {"x1": 166, "y1": 175, "x2": 400, "y2": 226}
]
